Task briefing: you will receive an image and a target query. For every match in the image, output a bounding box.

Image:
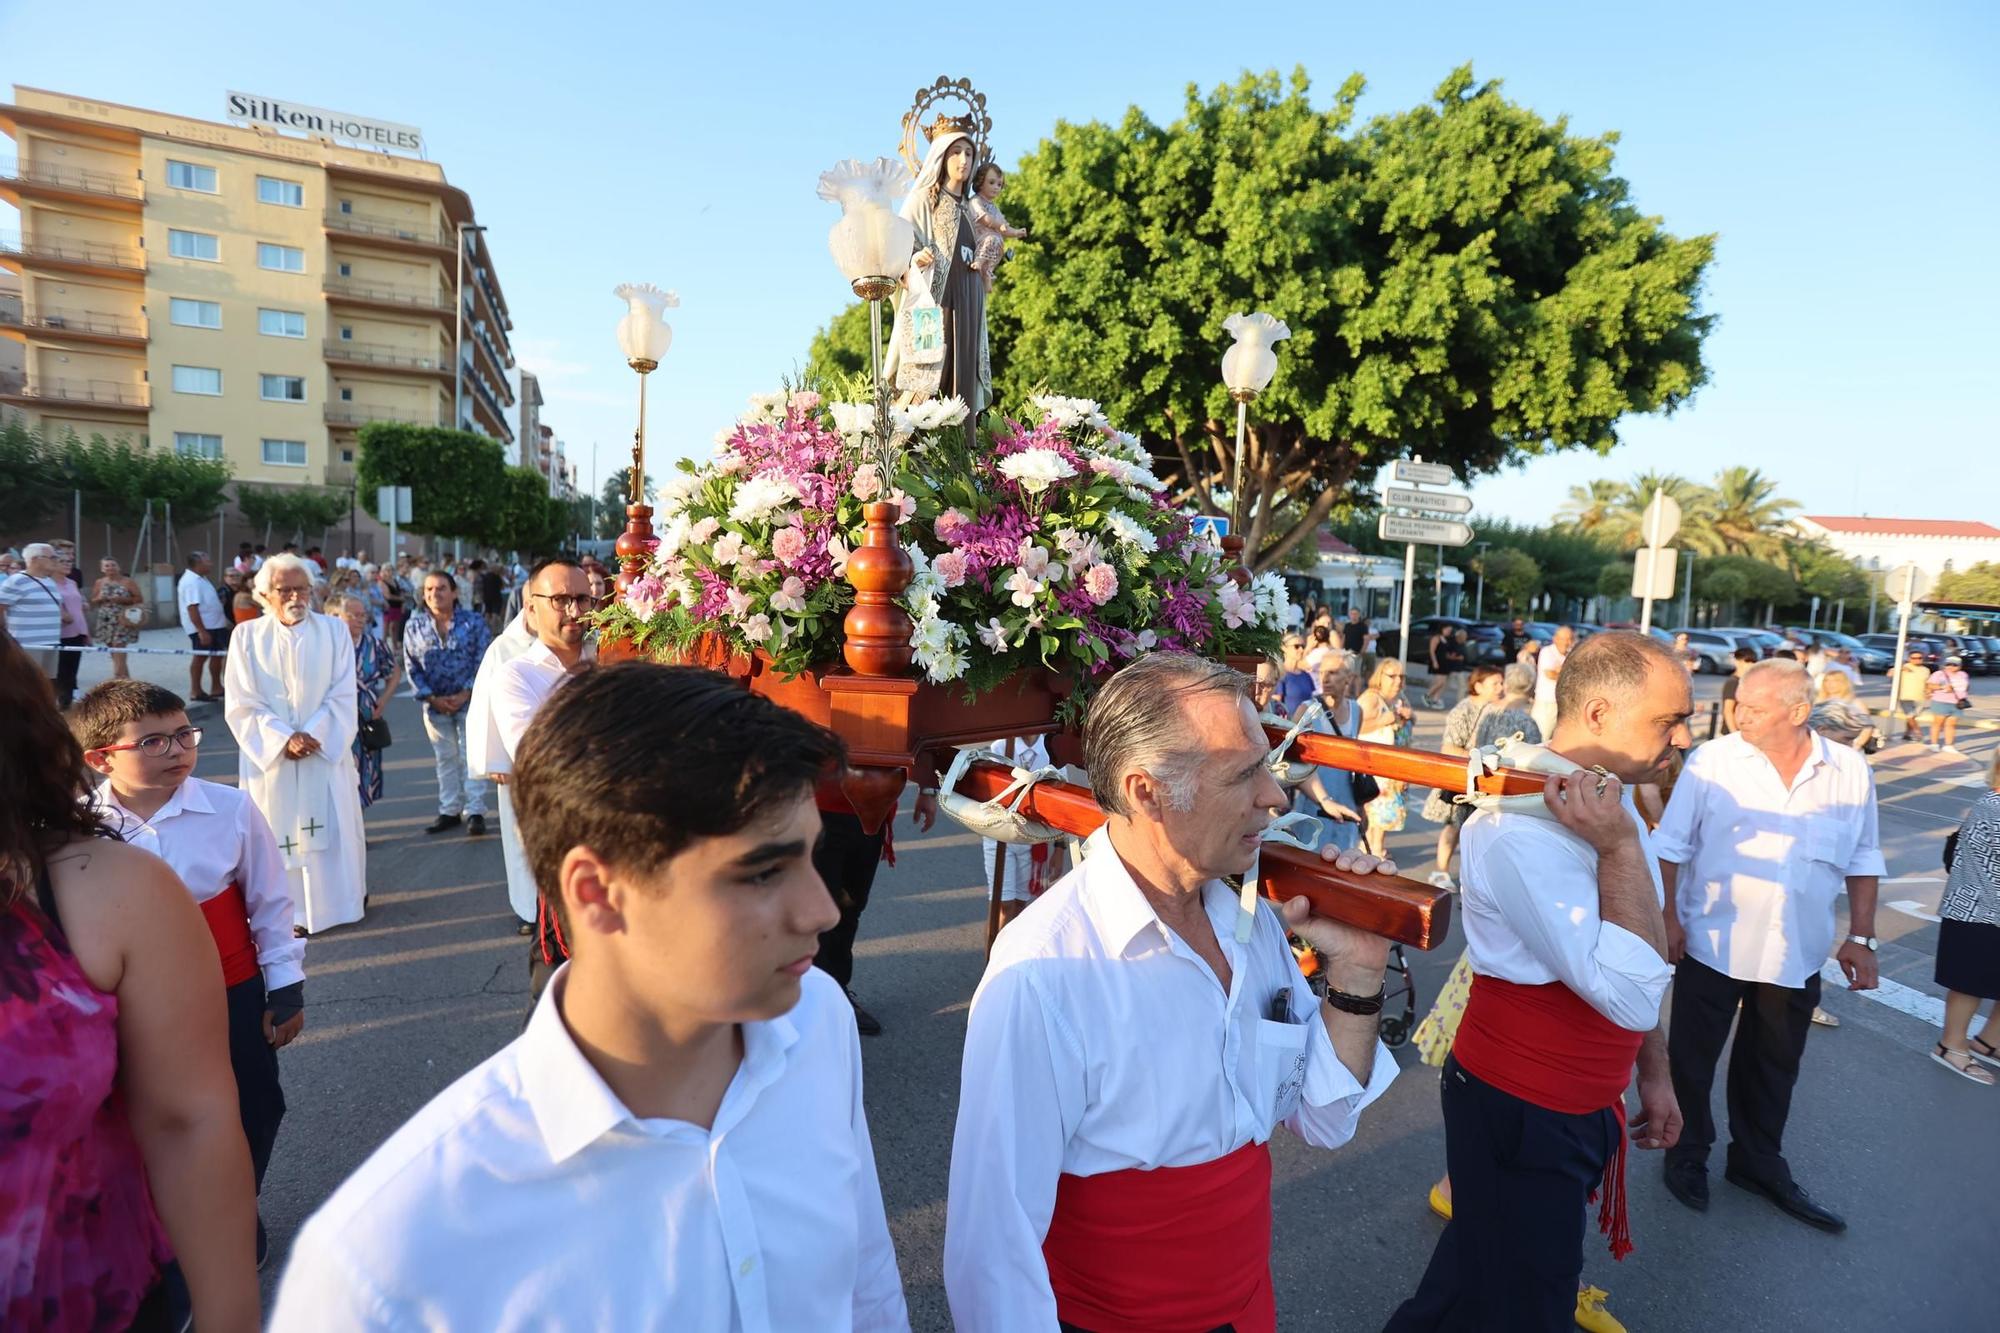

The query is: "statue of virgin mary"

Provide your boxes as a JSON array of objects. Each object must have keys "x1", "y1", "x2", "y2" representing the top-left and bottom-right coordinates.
[{"x1": 885, "y1": 124, "x2": 989, "y2": 414}]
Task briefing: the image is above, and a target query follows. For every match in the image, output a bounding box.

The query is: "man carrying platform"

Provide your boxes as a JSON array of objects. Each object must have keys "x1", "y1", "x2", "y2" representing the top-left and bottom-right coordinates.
[
  {"x1": 944, "y1": 652, "x2": 1401, "y2": 1332},
  {"x1": 1384, "y1": 631, "x2": 1690, "y2": 1331}
]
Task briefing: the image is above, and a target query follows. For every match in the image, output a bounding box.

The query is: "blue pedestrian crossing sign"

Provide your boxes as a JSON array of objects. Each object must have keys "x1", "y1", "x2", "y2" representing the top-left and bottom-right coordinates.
[{"x1": 1191, "y1": 515, "x2": 1230, "y2": 542}]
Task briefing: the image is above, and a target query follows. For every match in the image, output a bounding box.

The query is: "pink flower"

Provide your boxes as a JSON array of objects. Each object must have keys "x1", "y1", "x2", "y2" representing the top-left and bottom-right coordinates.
[
  {"x1": 826, "y1": 536, "x2": 851, "y2": 578},
  {"x1": 1083, "y1": 562, "x2": 1118, "y2": 605},
  {"x1": 770, "y1": 576, "x2": 808, "y2": 614},
  {"x1": 624, "y1": 574, "x2": 665, "y2": 619},
  {"x1": 688, "y1": 517, "x2": 720, "y2": 545},
  {"x1": 788, "y1": 389, "x2": 822, "y2": 413},
  {"x1": 933, "y1": 550, "x2": 969, "y2": 588},
  {"x1": 935, "y1": 507, "x2": 972, "y2": 542},
  {"x1": 771, "y1": 525, "x2": 808, "y2": 566},
  {"x1": 725, "y1": 588, "x2": 755, "y2": 619},
  {"x1": 888, "y1": 488, "x2": 917, "y2": 523},
  {"x1": 1005, "y1": 567, "x2": 1045, "y2": 608},
  {"x1": 741, "y1": 612, "x2": 773, "y2": 643},
  {"x1": 851, "y1": 465, "x2": 882, "y2": 501}
]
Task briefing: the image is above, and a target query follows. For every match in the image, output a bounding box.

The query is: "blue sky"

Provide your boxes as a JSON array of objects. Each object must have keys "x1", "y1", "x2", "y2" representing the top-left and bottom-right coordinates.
[{"x1": 4, "y1": 0, "x2": 1995, "y2": 528}]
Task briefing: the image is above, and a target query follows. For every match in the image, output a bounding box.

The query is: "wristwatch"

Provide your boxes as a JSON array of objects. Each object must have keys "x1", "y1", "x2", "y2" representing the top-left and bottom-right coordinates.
[{"x1": 1846, "y1": 933, "x2": 1878, "y2": 951}]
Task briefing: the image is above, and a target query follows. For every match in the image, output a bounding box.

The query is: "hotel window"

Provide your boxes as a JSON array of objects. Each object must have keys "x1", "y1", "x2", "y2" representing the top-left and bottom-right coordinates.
[
  {"x1": 337, "y1": 262, "x2": 352, "y2": 278},
  {"x1": 338, "y1": 325, "x2": 353, "y2": 340},
  {"x1": 339, "y1": 387, "x2": 353, "y2": 401},
  {"x1": 168, "y1": 229, "x2": 220, "y2": 261},
  {"x1": 174, "y1": 432, "x2": 223, "y2": 460},
  {"x1": 171, "y1": 365, "x2": 223, "y2": 396},
  {"x1": 258, "y1": 243, "x2": 306, "y2": 273},
  {"x1": 338, "y1": 199, "x2": 353, "y2": 214},
  {"x1": 169, "y1": 298, "x2": 222, "y2": 329},
  {"x1": 260, "y1": 374, "x2": 307, "y2": 403},
  {"x1": 261, "y1": 439, "x2": 308, "y2": 467},
  {"x1": 165, "y1": 160, "x2": 218, "y2": 193},
  {"x1": 256, "y1": 175, "x2": 304, "y2": 207},
  {"x1": 258, "y1": 308, "x2": 307, "y2": 338}
]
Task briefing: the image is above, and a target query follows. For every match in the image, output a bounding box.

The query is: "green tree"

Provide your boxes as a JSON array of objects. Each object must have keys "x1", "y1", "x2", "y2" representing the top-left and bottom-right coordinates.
[
  {"x1": 1556, "y1": 471, "x2": 1720, "y2": 554},
  {"x1": 1706, "y1": 466, "x2": 1796, "y2": 559},
  {"x1": 0, "y1": 418, "x2": 65, "y2": 532},
  {"x1": 235, "y1": 484, "x2": 353, "y2": 545},
  {"x1": 1555, "y1": 480, "x2": 1626, "y2": 543},
  {"x1": 805, "y1": 301, "x2": 876, "y2": 386},
  {"x1": 1786, "y1": 538, "x2": 1868, "y2": 605},
  {"x1": 1694, "y1": 554, "x2": 1795, "y2": 622},
  {"x1": 488, "y1": 467, "x2": 568, "y2": 555},
  {"x1": 356, "y1": 423, "x2": 507, "y2": 539},
  {"x1": 57, "y1": 433, "x2": 232, "y2": 529},
  {"x1": 966, "y1": 65, "x2": 1713, "y2": 570},
  {"x1": 595, "y1": 467, "x2": 652, "y2": 540},
  {"x1": 1931, "y1": 561, "x2": 2000, "y2": 606},
  {"x1": 1478, "y1": 546, "x2": 1542, "y2": 612}
]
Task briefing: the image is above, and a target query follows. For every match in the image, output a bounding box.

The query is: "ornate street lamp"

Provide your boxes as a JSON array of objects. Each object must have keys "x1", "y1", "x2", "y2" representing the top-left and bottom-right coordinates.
[
  {"x1": 611, "y1": 282, "x2": 677, "y2": 592},
  {"x1": 819, "y1": 157, "x2": 914, "y2": 472},
  {"x1": 1219, "y1": 311, "x2": 1290, "y2": 579}
]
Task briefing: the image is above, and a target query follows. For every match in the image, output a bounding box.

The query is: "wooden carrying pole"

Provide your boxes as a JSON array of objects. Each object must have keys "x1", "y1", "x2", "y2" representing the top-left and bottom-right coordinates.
[
  {"x1": 952, "y1": 762, "x2": 1455, "y2": 951},
  {"x1": 1264, "y1": 726, "x2": 1552, "y2": 799}
]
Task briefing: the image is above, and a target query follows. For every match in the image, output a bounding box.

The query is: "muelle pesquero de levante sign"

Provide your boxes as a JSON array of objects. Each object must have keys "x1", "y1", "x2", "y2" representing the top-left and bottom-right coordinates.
[{"x1": 225, "y1": 92, "x2": 424, "y2": 156}]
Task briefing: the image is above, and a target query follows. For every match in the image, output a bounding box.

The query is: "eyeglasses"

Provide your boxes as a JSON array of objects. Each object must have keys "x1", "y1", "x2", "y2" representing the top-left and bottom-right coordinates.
[
  {"x1": 94, "y1": 727, "x2": 203, "y2": 758},
  {"x1": 531, "y1": 593, "x2": 593, "y2": 613}
]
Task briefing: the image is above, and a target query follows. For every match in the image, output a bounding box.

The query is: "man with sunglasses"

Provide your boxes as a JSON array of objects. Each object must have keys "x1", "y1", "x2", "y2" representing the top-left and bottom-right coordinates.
[
  {"x1": 492, "y1": 558, "x2": 596, "y2": 994},
  {"x1": 73, "y1": 679, "x2": 302, "y2": 1270}
]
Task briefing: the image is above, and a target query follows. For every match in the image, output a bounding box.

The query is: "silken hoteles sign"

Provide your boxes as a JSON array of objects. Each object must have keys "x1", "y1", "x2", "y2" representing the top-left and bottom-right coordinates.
[{"x1": 225, "y1": 92, "x2": 424, "y2": 157}]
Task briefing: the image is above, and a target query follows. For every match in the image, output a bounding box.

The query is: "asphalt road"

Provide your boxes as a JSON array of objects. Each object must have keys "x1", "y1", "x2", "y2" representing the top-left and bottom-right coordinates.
[{"x1": 143, "y1": 659, "x2": 1995, "y2": 1332}]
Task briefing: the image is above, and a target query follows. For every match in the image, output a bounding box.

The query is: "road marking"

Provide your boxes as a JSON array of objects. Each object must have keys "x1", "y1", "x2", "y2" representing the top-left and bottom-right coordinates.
[
  {"x1": 1818, "y1": 960, "x2": 1945, "y2": 1027},
  {"x1": 1886, "y1": 900, "x2": 1943, "y2": 923}
]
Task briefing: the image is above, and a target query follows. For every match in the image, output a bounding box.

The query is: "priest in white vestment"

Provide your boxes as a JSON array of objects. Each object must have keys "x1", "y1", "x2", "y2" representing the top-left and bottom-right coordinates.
[
  {"x1": 224, "y1": 553, "x2": 367, "y2": 934},
  {"x1": 467, "y1": 610, "x2": 539, "y2": 925}
]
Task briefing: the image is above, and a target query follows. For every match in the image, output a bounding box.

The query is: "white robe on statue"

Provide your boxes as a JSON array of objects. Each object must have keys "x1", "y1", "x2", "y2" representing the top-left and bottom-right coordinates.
[
  {"x1": 467, "y1": 612, "x2": 540, "y2": 923},
  {"x1": 224, "y1": 611, "x2": 367, "y2": 934}
]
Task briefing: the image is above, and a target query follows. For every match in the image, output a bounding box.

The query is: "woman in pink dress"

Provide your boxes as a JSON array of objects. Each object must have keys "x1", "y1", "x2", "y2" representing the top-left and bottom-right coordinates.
[{"x1": 0, "y1": 634, "x2": 259, "y2": 1331}]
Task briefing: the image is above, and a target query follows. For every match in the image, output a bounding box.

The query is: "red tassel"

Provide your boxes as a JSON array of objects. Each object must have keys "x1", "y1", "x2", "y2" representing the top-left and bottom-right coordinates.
[{"x1": 1587, "y1": 1101, "x2": 1635, "y2": 1261}]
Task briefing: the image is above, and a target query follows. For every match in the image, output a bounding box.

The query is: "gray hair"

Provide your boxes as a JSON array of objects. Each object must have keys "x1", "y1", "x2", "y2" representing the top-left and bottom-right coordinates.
[
  {"x1": 1501, "y1": 661, "x2": 1535, "y2": 698},
  {"x1": 323, "y1": 591, "x2": 368, "y2": 616},
  {"x1": 22, "y1": 542, "x2": 55, "y2": 560},
  {"x1": 1084, "y1": 652, "x2": 1247, "y2": 816},
  {"x1": 254, "y1": 552, "x2": 315, "y2": 597},
  {"x1": 1742, "y1": 657, "x2": 1812, "y2": 710}
]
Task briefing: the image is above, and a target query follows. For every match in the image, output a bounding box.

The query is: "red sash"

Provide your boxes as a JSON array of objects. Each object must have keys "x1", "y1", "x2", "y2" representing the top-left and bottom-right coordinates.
[
  {"x1": 1043, "y1": 1141, "x2": 1275, "y2": 1333},
  {"x1": 198, "y1": 883, "x2": 260, "y2": 988},
  {"x1": 1452, "y1": 974, "x2": 1642, "y2": 1258}
]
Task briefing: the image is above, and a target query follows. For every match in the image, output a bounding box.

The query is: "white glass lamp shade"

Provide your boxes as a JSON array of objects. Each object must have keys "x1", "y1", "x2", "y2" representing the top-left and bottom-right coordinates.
[
  {"x1": 1220, "y1": 311, "x2": 1292, "y2": 395},
  {"x1": 819, "y1": 157, "x2": 915, "y2": 284},
  {"x1": 613, "y1": 283, "x2": 678, "y2": 367}
]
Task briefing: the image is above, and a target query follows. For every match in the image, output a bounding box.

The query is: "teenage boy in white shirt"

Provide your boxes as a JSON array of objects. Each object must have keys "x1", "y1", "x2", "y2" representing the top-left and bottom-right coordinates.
[
  {"x1": 272, "y1": 663, "x2": 909, "y2": 1332},
  {"x1": 73, "y1": 679, "x2": 305, "y2": 1270}
]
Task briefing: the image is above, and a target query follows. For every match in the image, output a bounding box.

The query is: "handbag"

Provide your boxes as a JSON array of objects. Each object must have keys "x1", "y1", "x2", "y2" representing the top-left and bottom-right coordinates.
[
  {"x1": 1323, "y1": 698, "x2": 1382, "y2": 806},
  {"x1": 358, "y1": 715, "x2": 392, "y2": 751}
]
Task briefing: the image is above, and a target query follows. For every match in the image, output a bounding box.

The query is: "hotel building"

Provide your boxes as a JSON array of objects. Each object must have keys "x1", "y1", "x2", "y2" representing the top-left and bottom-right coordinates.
[{"x1": 0, "y1": 86, "x2": 517, "y2": 491}]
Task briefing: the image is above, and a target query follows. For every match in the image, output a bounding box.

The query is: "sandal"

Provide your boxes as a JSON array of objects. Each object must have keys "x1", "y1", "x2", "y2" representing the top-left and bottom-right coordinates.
[
  {"x1": 1931, "y1": 1043, "x2": 1996, "y2": 1085},
  {"x1": 1969, "y1": 1035, "x2": 2000, "y2": 1069}
]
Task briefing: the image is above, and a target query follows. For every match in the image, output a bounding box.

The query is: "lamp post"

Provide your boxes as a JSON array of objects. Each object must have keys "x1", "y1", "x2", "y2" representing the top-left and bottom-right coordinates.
[
  {"x1": 611, "y1": 283, "x2": 677, "y2": 593},
  {"x1": 1219, "y1": 312, "x2": 1290, "y2": 583},
  {"x1": 452, "y1": 222, "x2": 488, "y2": 434},
  {"x1": 1473, "y1": 540, "x2": 1490, "y2": 620},
  {"x1": 820, "y1": 158, "x2": 915, "y2": 476}
]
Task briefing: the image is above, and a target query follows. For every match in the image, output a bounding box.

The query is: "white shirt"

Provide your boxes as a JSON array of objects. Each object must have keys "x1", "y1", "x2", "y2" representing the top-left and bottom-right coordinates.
[
  {"x1": 1652, "y1": 731, "x2": 1887, "y2": 987},
  {"x1": 943, "y1": 825, "x2": 1396, "y2": 1331},
  {"x1": 493, "y1": 640, "x2": 583, "y2": 762},
  {"x1": 270, "y1": 966, "x2": 908, "y2": 1333},
  {"x1": 177, "y1": 568, "x2": 225, "y2": 634},
  {"x1": 91, "y1": 776, "x2": 304, "y2": 990},
  {"x1": 1534, "y1": 643, "x2": 1567, "y2": 702},
  {"x1": 1458, "y1": 796, "x2": 1670, "y2": 1032}
]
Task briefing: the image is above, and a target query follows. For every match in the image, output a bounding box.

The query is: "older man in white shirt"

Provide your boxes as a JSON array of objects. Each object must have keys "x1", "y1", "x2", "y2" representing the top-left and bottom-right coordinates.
[
  {"x1": 272, "y1": 664, "x2": 907, "y2": 1332},
  {"x1": 945, "y1": 653, "x2": 1400, "y2": 1333},
  {"x1": 1654, "y1": 657, "x2": 1884, "y2": 1234}
]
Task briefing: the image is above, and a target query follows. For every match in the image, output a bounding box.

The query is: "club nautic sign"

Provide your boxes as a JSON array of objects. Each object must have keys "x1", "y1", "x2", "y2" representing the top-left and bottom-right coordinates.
[{"x1": 225, "y1": 92, "x2": 424, "y2": 156}]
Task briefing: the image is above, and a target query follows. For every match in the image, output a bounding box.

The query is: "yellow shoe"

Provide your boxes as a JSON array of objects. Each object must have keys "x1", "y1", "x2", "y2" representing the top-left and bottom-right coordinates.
[
  {"x1": 1427, "y1": 1183, "x2": 1452, "y2": 1222},
  {"x1": 1575, "y1": 1285, "x2": 1625, "y2": 1333}
]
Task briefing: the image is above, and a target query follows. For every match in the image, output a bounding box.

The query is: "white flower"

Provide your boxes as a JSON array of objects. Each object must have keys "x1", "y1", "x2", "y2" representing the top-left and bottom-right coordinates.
[
  {"x1": 1252, "y1": 571, "x2": 1293, "y2": 631},
  {"x1": 1016, "y1": 540, "x2": 1068, "y2": 584},
  {"x1": 1029, "y1": 393, "x2": 1108, "y2": 431},
  {"x1": 688, "y1": 517, "x2": 720, "y2": 546},
  {"x1": 978, "y1": 617, "x2": 1011, "y2": 653},
  {"x1": 911, "y1": 617, "x2": 970, "y2": 684},
  {"x1": 1085, "y1": 451, "x2": 1167, "y2": 493},
  {"x1": 909, "y1": 396, "x2": 970, "y2": 431},
  {"x1": 657, "y1": 512, "x2": 692, "y2": 559},
  {"x1": 741, "y1": 612, "x2": 774, "y2": 643},
  {"x1": 1053, "y1": 527, "x2": 1104, "y2": 569},
  {"x1": 770, "y1": 576, "x2": 809, "y2": 615},
  {"x1": 712, "y1": 531, "x2": 747, "y2": 567},
  {"x1": 728, "y1": 472, "x2": 802, "y2": 525},
  {"x1": 1218, "y1": 582, "x2": 1257, "y2": 629},
  {"x1": 997, "y1": 448, "x2": 1077, "y2": 495},
  {"x1": 923, "y1": 641, "x2": 969, "y2": 684},
  {"x1": 1005, "y1": 567, "x2": 1045, "y2": 608},
  {"x1": 725, "y1": 588, "x2": 755, "y2": 619},
  {"x1": 669, "y1": 576, "x2": 698, "y2": 608},
  {"x1": 712, "y1": 449, "x2": 747, "y2": 477},
  {"x1": 829, "y1": 402, "x2": 871, "y2": 437},
  {"x1": 1135, "y1": 628, "x2": 1159, "y2": 652},
  {"x1": 826, "y1": 536, "x2": 851, "y2": 578},
  {"x1": 740, "y1": 391, "x2": 789, "y2": 425},
  {"x1": 711, "y1": 427, "x2": 738, "y2": 448},
  {"x1": 1103, "y1": 510, "x2": 1159, "y2": 554},
  {"x1": 659, "y1": 469, "x2": 704, "y2": 508}
]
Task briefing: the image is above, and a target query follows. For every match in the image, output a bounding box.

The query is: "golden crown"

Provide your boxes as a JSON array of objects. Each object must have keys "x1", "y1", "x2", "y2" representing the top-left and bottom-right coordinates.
[{"x1": 899, "y1": 77, "x2": 993, "y2": 174}]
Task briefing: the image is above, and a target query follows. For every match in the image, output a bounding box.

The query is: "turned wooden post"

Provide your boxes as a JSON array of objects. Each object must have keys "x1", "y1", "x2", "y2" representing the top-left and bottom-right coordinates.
[
  {"x1": 1220, "y1": 532, "x2": 1252, "y2": 588},
  {"x1": 842, "y1": 499, "x2": 915, "y2": 675}
]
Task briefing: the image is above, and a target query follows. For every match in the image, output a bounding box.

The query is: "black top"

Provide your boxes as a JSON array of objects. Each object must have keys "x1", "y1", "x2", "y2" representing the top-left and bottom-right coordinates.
[
  {"x1": 1340, "y1": 620, "x2": 1370, "y2": 653},
  {"x1": 1720, "y1": 675, "x2": 1741, "y2": 733}
]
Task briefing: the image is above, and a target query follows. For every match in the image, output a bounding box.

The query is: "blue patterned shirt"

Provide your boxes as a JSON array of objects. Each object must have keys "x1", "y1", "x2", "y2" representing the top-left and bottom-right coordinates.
[{"x1": 403, "y1": 607, "x2": 492, "y2": 700}]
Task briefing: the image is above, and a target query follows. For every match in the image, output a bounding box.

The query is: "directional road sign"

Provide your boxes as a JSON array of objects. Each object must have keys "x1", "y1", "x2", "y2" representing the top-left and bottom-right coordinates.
[
  {"x1": 1379, "y1": 513, "x2": 1473, "y2": 547},
  {"x1": 1384, "y1": 486, "x2": 1473, "y2": 515},
  {"x1": 1392, "y1": 459, "x2": 1456, "y2": 486}
]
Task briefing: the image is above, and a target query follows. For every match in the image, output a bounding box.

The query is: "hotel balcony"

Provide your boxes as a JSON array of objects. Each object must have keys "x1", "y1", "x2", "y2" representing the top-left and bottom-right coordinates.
[
  {"x1": 0, "y1": 304, "x2": 147, "y2": 349},
  {"x1": 0, "y1": 230, "x2": 146, "y2": 279},
  {"x1": 323, "y1": 211, "x2": 455, "y2": 260},
  {"x1": 0, "y1": 157, "x2": 144, "y2": 212},
  {"x1": 0, "y1": 372, "x2": 150, "y2": 414},
  {"x1": 323, "y1": 338, "x2": 452, "y2": 380},
  {"x1": 324, "y1": 277, "x2": 455, "y2": 323},
  {"x1": 324, "y1": 402, "x2": 441, "y2": 429}
]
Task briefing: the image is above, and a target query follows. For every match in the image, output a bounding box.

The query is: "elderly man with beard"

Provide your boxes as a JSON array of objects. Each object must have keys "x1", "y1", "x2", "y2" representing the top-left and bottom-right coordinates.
[
  {"x1": 224, "y1": 553, "x2": 367, "y2": 935},
  {"x1": 944, "y1": 652, "x2": 1401, "y2": 1333}
]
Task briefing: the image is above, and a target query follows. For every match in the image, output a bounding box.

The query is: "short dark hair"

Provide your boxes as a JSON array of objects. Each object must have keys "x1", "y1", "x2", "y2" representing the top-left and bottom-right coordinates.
[
  {"x1": 972, "y1": 160, "x2": 1003, "y2": 191},
  {"x1": 238, "y1": 542, "x2": 253, "y2": 553},
  {"x1": 471, "y1": 559, "x2": 487, "y2": 571},
  {"x1": 527, "y1": 556, "x2": 584, "y2": 584},
  {"x1": 1553, "y1": 630, "x2": 1683, "y2": 721},
  {"x1": 511, "y1": 664, "x2": 846, "y2": 914},
  {"x1": 69, "y1": 680, "x2": 188, "y2": 752},
  {"x1": 1467, "y1": 664, "x2": 1503, "y2": 694},
  {"x1": 1733, "y1": 647, "x2": 1759, "y2": 664}
]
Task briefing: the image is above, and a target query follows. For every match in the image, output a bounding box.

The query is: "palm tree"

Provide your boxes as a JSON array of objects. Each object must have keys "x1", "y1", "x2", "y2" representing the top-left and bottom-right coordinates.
[
  {"x1": 1556, "y1": 479, "x2": 1625, "y2": 539},
  {"x1": 1707, "y1": 466, "x2": 1797, "y2": 560},
  {"x1": 1623, "y1": 471, "x2": 1722, "y2": 555}
]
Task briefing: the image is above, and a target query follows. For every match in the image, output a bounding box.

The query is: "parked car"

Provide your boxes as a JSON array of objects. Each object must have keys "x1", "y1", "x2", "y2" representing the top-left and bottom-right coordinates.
[
  {"x1": 1860, "y1": 634, "x2": 1949, "y2": 669},
  {"x1": 1932, "y1": 634, "x2": 1993, "y2": 675},
  {"x1": 1714, "y1": 627, "x2": 1789, "y2": 659},
  {"x1": 1374, "y1": 616, "x2": 1507, "y2": 665},
  {"x1": 1785, "y1": 627, "x2": 1892, "y2": 674},
  {"x1": 1671, "y1": 629, "x2": 1741, "y2": 674}
]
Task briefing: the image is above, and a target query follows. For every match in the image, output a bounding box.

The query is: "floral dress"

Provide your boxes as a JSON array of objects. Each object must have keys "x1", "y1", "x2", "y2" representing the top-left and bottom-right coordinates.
[
  {"x1": 2, "y1": 876, "x2": 172, "y2": 1329},
  {"x1": 354, "y1": 630, "x2": 393, "y2": 807},
  {"x1": 1358, "y1": 688, "x2": 1408, "y2": 833},
  {"x1": 89, "y1": 578, "x2": 142, "y2": 648}
]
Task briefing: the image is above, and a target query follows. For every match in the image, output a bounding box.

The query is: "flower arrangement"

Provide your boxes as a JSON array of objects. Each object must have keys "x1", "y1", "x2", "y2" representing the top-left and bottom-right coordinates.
[{"x1": 595, "y1": 388, "x2": 1291, "y2": 699}]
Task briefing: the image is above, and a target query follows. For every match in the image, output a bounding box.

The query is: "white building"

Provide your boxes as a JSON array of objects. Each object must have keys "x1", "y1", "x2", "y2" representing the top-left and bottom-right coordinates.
[{"x1": 1793, "y1": 515, "x2": 2000, "y2": 584}]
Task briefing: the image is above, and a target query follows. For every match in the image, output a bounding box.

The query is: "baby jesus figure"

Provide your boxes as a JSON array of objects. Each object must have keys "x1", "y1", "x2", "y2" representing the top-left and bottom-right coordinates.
[{"x1": 967, "y1": 162, "x2": 1028, "y2": 294}]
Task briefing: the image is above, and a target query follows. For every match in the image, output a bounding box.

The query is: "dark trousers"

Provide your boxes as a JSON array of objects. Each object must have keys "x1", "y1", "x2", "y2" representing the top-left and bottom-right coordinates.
[
  {"x1": 1666, "y1": 955, "x2": 1817, "y2": 1187},
  {"x1": 55, "y1": 633, "x2": 88, "y2": 707},
  {"x1": 814, "y1": 811, "x2": 884, "y2": 990},
  {"x1": 225, "y1": 975, "x2": 285, "y2": 1189},
  {"x1": 1384, "y1": 1057, "x2": 1617, "y2": 1332}
]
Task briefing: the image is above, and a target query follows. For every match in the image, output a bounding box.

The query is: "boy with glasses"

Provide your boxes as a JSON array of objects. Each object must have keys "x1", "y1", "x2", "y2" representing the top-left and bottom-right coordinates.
[{"x1": 73, "y1": 679, "x2": 303, "y2": 1269}]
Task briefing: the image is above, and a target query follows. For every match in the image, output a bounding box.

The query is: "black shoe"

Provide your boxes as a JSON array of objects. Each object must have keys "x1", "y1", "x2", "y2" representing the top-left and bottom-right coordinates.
[
  {"x1": 845, "y1": 987, "x2": 883, "y2": 1037},
  {"x1": 1663, "y1": 1158, "x2": 1710, "y2": 1212},
  {"x1": 425, "y1": 813, "x2": 463, "y2": 834},
  {"x1": 1724, "y1": 1167, "x2": 1846, "y2": 1233},
  {"x1": 517, "y1": 921, "x2": 535, "y2": 937},
  {"x1": 467, "y1": 814, "x2": 487, "y2": 837},
  {"x1": 256, "y1": 1215, "x2": 269, "y2": 1270}
]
